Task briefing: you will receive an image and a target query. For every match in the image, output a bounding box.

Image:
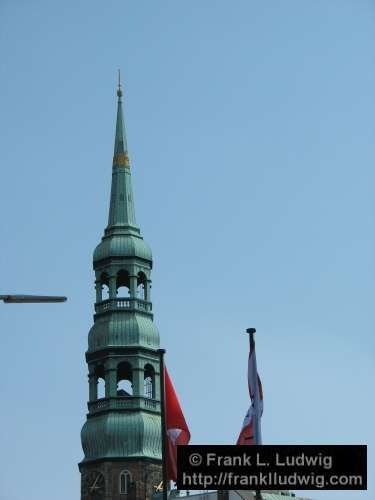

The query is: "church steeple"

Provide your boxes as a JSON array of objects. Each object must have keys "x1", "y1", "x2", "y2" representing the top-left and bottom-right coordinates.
[
  {"x1": 107, "y1": 74, "x2": 138, "y2": 232},
  {"x1": 79, "y1": 79, "x2": 162, "y2": 500}
]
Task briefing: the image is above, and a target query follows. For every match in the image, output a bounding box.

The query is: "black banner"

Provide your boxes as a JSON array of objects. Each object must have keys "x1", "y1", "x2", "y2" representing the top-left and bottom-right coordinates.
[{"x1": 177, "y1": 445, "x2": 367, "y2": 490}]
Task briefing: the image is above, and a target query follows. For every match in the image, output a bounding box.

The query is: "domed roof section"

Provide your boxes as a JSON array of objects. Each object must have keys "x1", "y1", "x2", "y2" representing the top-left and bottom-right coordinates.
[
  {"x1": 88, "y1": 314, "x2": 159, "y2": 352},
  {"x1": 81, "y1": 412, "x2": 161, "y2": 461},
  {"x1": 93, "y1": 234, "x2": 152, "y2": 263}
]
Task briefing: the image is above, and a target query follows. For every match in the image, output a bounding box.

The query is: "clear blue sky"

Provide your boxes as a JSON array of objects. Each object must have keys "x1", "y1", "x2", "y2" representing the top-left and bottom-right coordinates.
[{"x1": 0, "y1": 1, "x2": 374, "y2": 499}]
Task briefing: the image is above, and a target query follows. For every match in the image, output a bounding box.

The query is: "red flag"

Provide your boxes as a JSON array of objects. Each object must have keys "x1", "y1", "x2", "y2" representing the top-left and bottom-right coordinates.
[{"x1": 164, "y1": 367, "x2": 191, "y2": 480}]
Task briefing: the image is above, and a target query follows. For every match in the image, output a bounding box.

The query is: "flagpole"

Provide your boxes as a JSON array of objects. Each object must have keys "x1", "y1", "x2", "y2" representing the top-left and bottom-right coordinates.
[
  {"x1": 158, "y1": 348, "x2": 169, "y2": 500},
  {"x1": 246, "y1": 328, "x2": 262, "y2": 500},
  {"x1": 246, "y1": 328, "x2": 262, "y2": 446}
]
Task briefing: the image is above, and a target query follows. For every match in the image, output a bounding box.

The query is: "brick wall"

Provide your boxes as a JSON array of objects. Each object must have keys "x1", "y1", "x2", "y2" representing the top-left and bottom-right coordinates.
[{"x1": 80, "y1": 459, "x2": 162, "y2": 500}]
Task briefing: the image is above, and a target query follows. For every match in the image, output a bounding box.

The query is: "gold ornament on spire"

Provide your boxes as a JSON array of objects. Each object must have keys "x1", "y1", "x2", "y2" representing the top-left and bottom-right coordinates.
[{"x1": 113, "y1": 152, "x2": 130, "y2": 167}]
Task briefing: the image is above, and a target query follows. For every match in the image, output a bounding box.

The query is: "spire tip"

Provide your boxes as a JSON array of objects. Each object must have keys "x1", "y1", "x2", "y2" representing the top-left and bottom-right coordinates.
[{"x1": 117, "y1": 69, "x2": 123, "y2": 98}]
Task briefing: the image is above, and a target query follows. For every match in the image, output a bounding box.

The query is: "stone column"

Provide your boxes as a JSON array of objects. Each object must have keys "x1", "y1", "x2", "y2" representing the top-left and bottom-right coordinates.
[
  {"x1": 129, "y1": 274, "x2": 138, "y2": 299},
  {"x1": 109, "y1": 275, "x2": 117, "y2": 299},
  {"x1": 145, "y1": 280, "x2": 151, "y2": 302},
  {"x1": 95, "y1": 280, "x2": 102, "y2": 303},
  {"x1": 105, "y1": 360, "x2": 118, "y2": 398},
  {"x1": 88, "y1": 367, "x2": 98, "y2": 401},
  {"x1": 132, "y1": 364, "x2": 144, "y2": 397},
  {"x1": 154, "y1": 367, "x2": 161, "y2": 401}
]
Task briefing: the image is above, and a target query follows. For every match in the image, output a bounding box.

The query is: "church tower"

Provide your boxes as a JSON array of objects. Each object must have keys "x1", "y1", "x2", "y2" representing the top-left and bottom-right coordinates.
[{"x1": 79, "y1": 80, "x2": 162, "y2": 500}]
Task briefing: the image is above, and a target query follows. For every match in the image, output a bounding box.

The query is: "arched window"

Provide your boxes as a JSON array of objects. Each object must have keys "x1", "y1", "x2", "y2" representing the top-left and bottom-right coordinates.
[
  {"x1": 119, "y1": 470, "x2": 132, "y2": 494},
  {"x1": 117, "y1": 361, "x2": 133, "y2": 396},
  {"x1": 144, "y1": 364, "x2": 155, "y2": 399},
  {"x1": 95, "y1": 364, "x2": 105, "y2": 399},
  {"x1": 137, "y1": 272, "x2": 147, "y2": 300},
  {"x1": 117, "y1": 270, "x2": 130, "y2": 297},
  {"x1": 100, "y1": 272, "x2": 109, "y2": 300}
]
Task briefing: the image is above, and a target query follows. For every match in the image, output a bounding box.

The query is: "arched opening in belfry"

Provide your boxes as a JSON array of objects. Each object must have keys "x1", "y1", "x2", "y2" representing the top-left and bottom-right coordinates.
[
  {"x1": 144, "y1": 364, "x2": 155, "y2": 399},
  {"x1": 95, "y1": 364, "x2": 105, "y2": 399},
  {"x1": 119, "y1": 470, "x2": 132, "y2": 494},
  {"x1": 137, "y1": 271, "x2": 147, "y2": 300},
  {"x1": 117, "y1": 269, "x2": 130, "y2": 297},
  {"x1": 117, "y1": 361, "x2": 133, "y2": 396},
  {"x1": 100, "y1": 272, "x2": 110, "y2": 300}
]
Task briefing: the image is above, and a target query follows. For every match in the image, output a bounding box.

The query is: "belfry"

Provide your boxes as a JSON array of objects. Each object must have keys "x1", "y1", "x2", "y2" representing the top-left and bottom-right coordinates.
[{"x1": 79, "y1": 80, "x2": 162, "y2": 500}]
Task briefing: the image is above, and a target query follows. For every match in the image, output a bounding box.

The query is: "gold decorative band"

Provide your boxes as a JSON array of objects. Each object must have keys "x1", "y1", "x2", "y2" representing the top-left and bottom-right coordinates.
[{"x1": 113, "y1": 152, "x2": 130, "y2": 167}]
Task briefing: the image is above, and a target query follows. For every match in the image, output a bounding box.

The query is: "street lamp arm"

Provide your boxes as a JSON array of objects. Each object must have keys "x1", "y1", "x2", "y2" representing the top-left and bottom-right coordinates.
[{"x1": 0, "y1": 295, "x2": 67, "y2": 303}]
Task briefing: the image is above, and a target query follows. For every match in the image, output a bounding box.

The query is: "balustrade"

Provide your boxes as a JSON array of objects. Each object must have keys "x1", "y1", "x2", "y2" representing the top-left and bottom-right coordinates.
[
  {"x1": 88, "y1": 397, "x2": 160, "y2": 414},
  {"x1": 94, "y1": 298, "x2": 152, "y2": 315}
]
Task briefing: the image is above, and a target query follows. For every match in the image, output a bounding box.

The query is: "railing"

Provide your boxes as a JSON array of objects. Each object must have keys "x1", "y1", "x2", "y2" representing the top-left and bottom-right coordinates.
[
  {"x1": 114, "y1": 397, "x2": 139, "y2": 410},
  {"x1": 88, "y1": 396, "x2": 160, "y2": 414},
  {"x1": 90, "y1": 398, "x2": 110, "y2": 410},
  {"x1": 95, "y1": 298, "x2": 152, "y2": 315},
  {"x1": 143, "y1": 398, "x2": 158, "y2": 410}
]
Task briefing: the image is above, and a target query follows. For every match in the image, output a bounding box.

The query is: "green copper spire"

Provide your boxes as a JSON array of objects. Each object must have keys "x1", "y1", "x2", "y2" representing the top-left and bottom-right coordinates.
[
  {"x1": 113, "y1": 71, "x2": 129, "y2": 167},
  {"x1": 107, "y1": 74, "x2": 137, "y2": 231}
]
